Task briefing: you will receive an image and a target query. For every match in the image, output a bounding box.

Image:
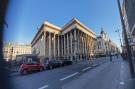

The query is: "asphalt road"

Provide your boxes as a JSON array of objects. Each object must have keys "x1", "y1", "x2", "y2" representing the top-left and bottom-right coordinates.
[{"x1": 10, "y1": 56, "x2": 123, "y2": 89}]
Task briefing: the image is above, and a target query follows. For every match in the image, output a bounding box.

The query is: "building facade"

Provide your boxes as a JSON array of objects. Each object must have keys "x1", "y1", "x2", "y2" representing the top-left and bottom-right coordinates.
[
  {"x1": 3, "y1": 43, "x2": 32, "y2": 61},
  {"x1": 31, "y1": 18, "x2": 96, "y2": 62},
  {"x1": 122, "y1": 0, "x2": 135, "y2": 34},
  {"x1": 122, "y1": 0, "x2": 135, "y2": 50},
  {"x1": 95, "y1": 29, "x2": 120, "y2": 56},
  {"x1": 121, "y1": 0, "x2": 135, "y2": 74}
]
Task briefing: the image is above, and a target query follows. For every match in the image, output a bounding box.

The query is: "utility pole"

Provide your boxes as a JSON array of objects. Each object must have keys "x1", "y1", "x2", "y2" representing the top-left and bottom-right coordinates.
[{"x1": 117, "y1": 0, "x2": 135, "y2": 78}]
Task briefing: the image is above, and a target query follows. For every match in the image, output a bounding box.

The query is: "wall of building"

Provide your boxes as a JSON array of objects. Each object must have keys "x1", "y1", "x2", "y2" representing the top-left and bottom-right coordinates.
[
  {"x1": 3, "y1": 43, "x2": 31, "y2": 61},
  {"x1": 124, "y1": 0, "x2": 135, "y2": 32},
  {"x1": 122, "y1": 0, "x2": 135, "y2": 52}
]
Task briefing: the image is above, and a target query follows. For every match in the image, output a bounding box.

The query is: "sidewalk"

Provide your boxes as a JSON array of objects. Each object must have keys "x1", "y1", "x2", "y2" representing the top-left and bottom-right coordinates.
[{"x1": 61, "y1": 56, "x2": 132, "y2": 89}]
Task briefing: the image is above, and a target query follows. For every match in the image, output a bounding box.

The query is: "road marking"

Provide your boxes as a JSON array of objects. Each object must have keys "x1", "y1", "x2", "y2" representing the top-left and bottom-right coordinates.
[
  {"x1": 120, "y1": 81, "x2": 125, "y2": 85},
  {"x1": 38, "y1": 85, "x2": 48, "y2": 89},
  {"x1": 60, "y1": 72, "x2": 78, "y2": 81},
  {"x1": 92, "y1": 64, "x2": 97, "y2": 67},
  {"x1": 119, "y1": 62, "x2": 125, "y2": 87},
  {"x1": 82, "y1": 66, "x2": 91, "y2": 71}
]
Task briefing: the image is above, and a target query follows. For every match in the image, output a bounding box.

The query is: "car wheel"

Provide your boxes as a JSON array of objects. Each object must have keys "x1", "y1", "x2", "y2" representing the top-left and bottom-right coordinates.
[
  {"x1": 64, "y1": 63, "x2": 67, "y2": 66},
  {"x1": 22, "y1": 70, "x2": 27, "y2": 75},
  {"x1": 40, "y1": 68, "x2": 44, "y2": 71},
  {"x1": 49, "y1": 66, "x2": 53, "y2": 69}
]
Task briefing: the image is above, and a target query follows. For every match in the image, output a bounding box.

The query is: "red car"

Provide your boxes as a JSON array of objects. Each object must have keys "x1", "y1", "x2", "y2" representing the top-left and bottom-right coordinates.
[{"x1": 19, "y1": 62, "x2": 44, "y2": 75}]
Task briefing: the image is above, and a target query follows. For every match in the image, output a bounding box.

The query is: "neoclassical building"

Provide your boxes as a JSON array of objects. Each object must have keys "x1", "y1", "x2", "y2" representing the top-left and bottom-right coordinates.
[
  {"x1": 31, "y1": 18, "x2": 96, "y2": 61},
  {"x1": 95, "y1": 29, "x2": 120, "y2": 56},
  {"x1": 3, "y1": 43, "x2": 31, "y2": 61}
]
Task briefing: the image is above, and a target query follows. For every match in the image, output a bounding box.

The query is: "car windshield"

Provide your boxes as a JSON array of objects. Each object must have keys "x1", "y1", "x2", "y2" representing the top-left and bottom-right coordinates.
[
  {"x1": 24, "y1": 61, "x2": 38, "y2": 65},
  {"x1": 50, "y1": 60, "x2": 58, "y2": 63}
]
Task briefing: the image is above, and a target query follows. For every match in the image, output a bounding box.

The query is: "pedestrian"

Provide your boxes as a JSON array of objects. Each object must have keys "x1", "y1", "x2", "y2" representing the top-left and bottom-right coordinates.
[
  {"x1": 110, "y1": 54, "x2": 112, "y2": 62},
  {"x1": 116, "y1": 53, "x2": 118, "y2": 59}
]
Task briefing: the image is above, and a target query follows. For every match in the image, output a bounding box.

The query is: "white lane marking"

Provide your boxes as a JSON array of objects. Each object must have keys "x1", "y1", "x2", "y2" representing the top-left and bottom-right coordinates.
[
  {"x1": 82, "y1": 66, "x2": 92, "y2": 71},
  {"x1": 92, "y1": 64, "x2": 97, "y2": 67},
  {"x1": 120, "y1": 81, "x2": 125, "y2": 85},
  {"x1": 60, "y1": 72, "x2": 78, "y2": 81},
  {"x1": 38, "y1": 85, "x2": 48, "y2": 89},
  {"x1": 119, "y1": 62, "x2": 125, "y2": 87}
]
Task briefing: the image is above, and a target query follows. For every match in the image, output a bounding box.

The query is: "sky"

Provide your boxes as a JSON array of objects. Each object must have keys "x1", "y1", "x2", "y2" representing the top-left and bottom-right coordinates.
[{"x1": 4, "y1": 0, "x2": 122, "y2": 48}]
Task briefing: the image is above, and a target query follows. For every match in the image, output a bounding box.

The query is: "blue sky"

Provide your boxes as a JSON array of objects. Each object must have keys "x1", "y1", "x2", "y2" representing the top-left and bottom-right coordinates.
[{"x1": 4, "y1": 0, "x2": 122, "y2": 48}]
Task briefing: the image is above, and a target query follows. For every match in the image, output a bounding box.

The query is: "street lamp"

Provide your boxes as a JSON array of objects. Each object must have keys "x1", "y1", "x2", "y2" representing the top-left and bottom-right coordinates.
[
  {"x1": 115, "y1": 29, "x2": 123, "y2": 47},
  {"x1": 108, "y1": 40, "x2": 113, "y2": 61},
  {"x1": 108, "y1": 40, "x2": 111, "y2": 54},
  {"x1": 10, "y1": 47, "x2": 13, "y2": 61},
  {"x1": 105, "y1": 42, "x2": 108, "y2": 56}
]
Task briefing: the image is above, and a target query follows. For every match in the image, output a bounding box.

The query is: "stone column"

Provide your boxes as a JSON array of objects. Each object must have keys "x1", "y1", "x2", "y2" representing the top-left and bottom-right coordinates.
[
  {"x1": 80, "y1": 31, "x2": 83, "y2": 60},
  {"x1": 70, "y1": 31, "x2": 73, "y2": 61},
  {"x1": 84, "y1": 33, "x2": 86, "y2": 57},
  {"x1": 64, "y1": 35, "x2": 66, "y2": 58},
  {"x1": 49, "y1": 32, "x2": 51, "y2": 60},
  {"x1": 67, "y1": 33, "x2": 69, "y2": 58},
  {"x1": 89, "y1": 37, "x2": 92, "y2": 57},
  {"x1": 74, "y1": 29, "x2": 77, "y2": 61},
  {"x1": 89, "y1": 36, "x2": 91, "y2": 59},
  {"x1": 87, "y1": 35, "x2": 89, "y2": 59},
  {"x1": 77, "y1": 30, "x2": 80, "y2": 60},
  {"x1": 82, "y1": 32, "x2": 85, "y2": 59},
  {"x1": 88, "y1": 36, "x2": 90, "y2": 57},
  {"x1": 84, "y1": 33, "x2": 86, "y2": 59},
  {"x1": 87, "y1": 36, "x2": 89, "y2": 59},
  {"x1": 53, "y1": 33, "x2": 56, "y2": 59},
  {"x1": 61, "y1": 36, "x2": 63, "y2": 57},
  {"x1": 43, "y1": 31, "x2": 46, "y2": 58},
  {"x1": 86, "y1": 34, "x2": 88, "y2": 59},
  {"x1": 91, "y1": 38, "x2": 95, "y2": 56},
  {"x1": 58, "y1": 35, "x2": 60, "y2": 58}
]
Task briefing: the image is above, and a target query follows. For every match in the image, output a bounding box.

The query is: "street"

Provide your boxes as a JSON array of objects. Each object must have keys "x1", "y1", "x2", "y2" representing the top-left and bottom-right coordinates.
[
  {"x1": 9, "y1": 56, "x2": 130, "y2": 89},
  {"x1": 1, "y1": 1, "x2": 135, "y2": 89}
]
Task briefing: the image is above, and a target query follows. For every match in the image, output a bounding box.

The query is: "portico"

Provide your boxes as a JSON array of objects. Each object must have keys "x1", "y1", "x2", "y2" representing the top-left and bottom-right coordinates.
[{"x1": 31, "y1": 18, "x2": 96, "y2": 62}]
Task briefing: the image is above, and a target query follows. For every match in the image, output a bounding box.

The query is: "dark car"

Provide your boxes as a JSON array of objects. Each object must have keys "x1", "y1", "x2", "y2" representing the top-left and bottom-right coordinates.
[
  {"x1": 19, "y1": 62, "x2": 44, "y2": 75},
  {"x1": 44, "y1": 60, "x2": 62, "y2": 69},
  {"x1": 61, "y1": 60, "x2": 73, "y2": 66}
]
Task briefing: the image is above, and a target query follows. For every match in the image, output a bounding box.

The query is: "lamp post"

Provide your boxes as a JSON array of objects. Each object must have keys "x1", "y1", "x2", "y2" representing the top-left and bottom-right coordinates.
[
  {"x1": 105, "y1": 42, "x2": 108, "y2": 57},
  {"x1": 9, "y1": 46, "x2": 13, "y2": 68},
  {"x1": 115, "y1": 29, "x2": 123, "y2": 47},
  {"x1": 117, "y1": 0, "x2": 135, "y2": 77},
  {"x1": 10, "y1": 47, "x2": 13, "y2": 61},
  {"x1": 109, "y1": 40, "x2": 112, "y2": 61}
]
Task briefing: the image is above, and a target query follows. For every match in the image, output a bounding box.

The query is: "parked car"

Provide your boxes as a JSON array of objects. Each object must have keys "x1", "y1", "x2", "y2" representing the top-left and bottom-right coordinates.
[
  {"x1": 44, "y1": 60, "x2": 62, "y2": 69},
  {"x1": 19, "y1": 61, "x2": 44, "y2": 75},
  {"x1": 61, "y1": 59, "x2": 73, "y2": 66}
]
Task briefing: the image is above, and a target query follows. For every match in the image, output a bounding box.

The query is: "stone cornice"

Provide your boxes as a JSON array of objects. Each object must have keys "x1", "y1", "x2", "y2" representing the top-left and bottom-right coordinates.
[
  {"x1": 31, "y1": 18, "x2": 97, "y2": 46},
  {"x1": 62, "y1": 18, "x2": 96, "y2": 35}
]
